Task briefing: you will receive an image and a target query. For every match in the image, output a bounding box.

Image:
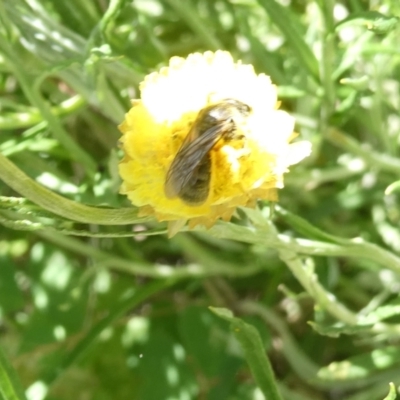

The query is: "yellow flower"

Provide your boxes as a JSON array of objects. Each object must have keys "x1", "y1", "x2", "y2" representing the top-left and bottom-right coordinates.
[{"x1": 119, "y1": 51, "x2": 311, "y2": 235}]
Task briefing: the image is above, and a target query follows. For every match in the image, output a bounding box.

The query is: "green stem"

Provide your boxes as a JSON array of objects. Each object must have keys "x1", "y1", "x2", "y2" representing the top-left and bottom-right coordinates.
[
  {"x1": 279, "y1": 235, "x2": 400, "y2": 275},
  {"x1": 0, "y1": 209, "x2": 166, "y2": 237},
  {"x1": 37, "y1": 230, "x2": 262, "y2": 278},
  {"x1": 172, "y1": 234, "x2": 261, "y2": 275},
  {"x1": 0, "y1": 345, "x2": 27, "y2": 400},
  {"x1": 319, "y1": 0, "x2": 336, "y2": 114},
  {"x1": 210, "y1": 217, "x2": 400, "y2": 324},
  {"x1": 285, "y1": 163, "x2": 366, "y2": 188},
  {"x1": 240, "y1": 301, "x2": 400, "y2": 391},
  {"x1": 371, "y1": 61, "x2": 392, "y2": 154},
  {"x1": 163, "y1": 0, "x2": 222, "y2": 50},
  {"x1": 326, "y1": 128, "x2": 400, "y2": 174},
  {"x1": 278, "y1": 250, "x2": 358, "y2": 325},
  {"x1": 210, "y1": 220, "x2": 400, "y2": 277},
  {"x1": 0, "y1": 153, "x2": 144, "y2": 225},
  {"x1": 275, "y1": 206, "x2": 400, "y2": 275},
  {"x1": 0, "y1": 95, "x2": 85, "y2": 130}
]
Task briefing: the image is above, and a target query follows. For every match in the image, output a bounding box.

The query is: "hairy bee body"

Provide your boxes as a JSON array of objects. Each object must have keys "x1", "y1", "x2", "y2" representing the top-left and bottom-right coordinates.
[{"x1": 164, "y1": 99, "x2": 251, "y2": 206}]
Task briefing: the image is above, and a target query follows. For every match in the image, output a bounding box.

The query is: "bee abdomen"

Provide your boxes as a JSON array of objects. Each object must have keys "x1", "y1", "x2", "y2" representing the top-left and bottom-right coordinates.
[{"x1": 179, "y1": 156, "x2": 211, "y2": 205}]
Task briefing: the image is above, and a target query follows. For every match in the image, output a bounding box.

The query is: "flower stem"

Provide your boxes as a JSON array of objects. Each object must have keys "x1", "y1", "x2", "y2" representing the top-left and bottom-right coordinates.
[
  {"x1": 278, "y1": 250, "x2": 358, "y2": 325},
  {"x1": 36, "y1": 230, "x2": 262, "y2": 278},
  {"x1": 0, "y1": 153, "x2": 144, "y2": 225}
]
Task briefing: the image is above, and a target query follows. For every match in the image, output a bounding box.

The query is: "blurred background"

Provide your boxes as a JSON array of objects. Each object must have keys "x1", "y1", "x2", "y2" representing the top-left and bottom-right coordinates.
[{"x1": 1, "y1": 0, "x2": 400, "y2": 399}]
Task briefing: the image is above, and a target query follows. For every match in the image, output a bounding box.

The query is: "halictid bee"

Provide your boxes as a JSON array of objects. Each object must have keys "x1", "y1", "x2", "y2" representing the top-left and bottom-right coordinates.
[{"x1": 164, "y1": 98, "x2": 251, "y2": 206}]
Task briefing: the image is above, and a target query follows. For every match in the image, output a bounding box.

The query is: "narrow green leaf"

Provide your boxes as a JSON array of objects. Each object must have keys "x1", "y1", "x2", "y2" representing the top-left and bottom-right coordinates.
[
  {"x1": 163, "y1": 0, "x2": 222, "y2": 50},
  {"x1": 256, "y1": 0, "x2": 319, "y2": 81},
  {"x1": 360, "y1": 298, "x2": 400, "y2": 325},
  {"x1": 0, "y1": 210, "x2": 167, "y2": 237},
  {"x1": 332, "y1": 31, "x2": 373, "y2": 79},
  {"x1": 275, "y1": 205, "x2": 352, "y2": 245},
  {"x1": 236, "y1": 13, "x2": 287, "y2": 85},
  {"x1": 210, "y1": 307, "x2": 284, "y2": 400},
  {"x1": 0, "y1": 34, "x2": 97, "y2": 175},
  {"x1": 277, "y1": 86, "x2": 307, "y2": 98},
  {"x1": 0, "y1": 153, "x2": 147, "y2": 225},
  {"x1": 0, "y1": 345, "x2": 27, "y2": 400},
  {"x1": 318, "y1": 347, "x2": 400, "y2": 381},
  {"x1": 385, "y1": 180, "x2": 400, "y2": 195},
  {"x1": 326, "y1": 128, "x2": 400, "y2": 174},
  {"x1": 340, "y1": 76, "x2": 369, "y2": 90},
  {"x1": 336, "y1": 11, "x2": 400, "y2": 35},
  {"x1": 309, "y1": 321, "x2": 371, "y2": 338},
  {"x1": 99, "y1": 0, "x2": 126, "y2": 34},
  {"x1": 0, "y1": 95, "x2": 85, "y2": 131},
  {"x1": 383, "y1": 383, "x2": 397, "y2": 400}
]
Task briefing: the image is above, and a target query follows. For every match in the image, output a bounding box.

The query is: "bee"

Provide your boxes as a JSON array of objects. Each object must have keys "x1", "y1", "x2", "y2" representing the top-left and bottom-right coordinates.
[{"x1": 164, "y1": 98, "x2": 251, "y2": 206}]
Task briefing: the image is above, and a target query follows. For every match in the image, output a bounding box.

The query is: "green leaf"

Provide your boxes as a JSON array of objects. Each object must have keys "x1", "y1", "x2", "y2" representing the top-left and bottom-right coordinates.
[
  {"x1": 0, "y1": 153, "x2": 147, "y2": 225},
  {"x1": 336, "y1": 11, "x2": 400, "y2": 35},
  {"x1": 340, "y1": 76, "x2": 369, "y2": 90},
  {"x1": 163, "y1": 0, "x2": 222, "y2": 50},
  {"x1": 360, "y1": 298, "x2": 400, "y2": 325},
  {"x1": 318, "y1": 346, "x2": 400, "y2": 381},
  {"x1": 210, "y1": 307, "x2": 284, "y2": 400},
  {"x1": 0, "y1": 345, "x2": 27, "y2": 400},
  {"x1": 383, "y1": 383, "x2": 397, "y2": 400},
  {"x1": 256, "y1": 0, "x2": 320, "y2": 82},
  {"x1": 275, "y1": 205, "x2": 351, "y2": 245},
  {"x1": 309, "y1": 321, "x2": 372, "y2": 338},
  {"x1": 385, "y1": 180, "x2": 400, "y2": 195}
]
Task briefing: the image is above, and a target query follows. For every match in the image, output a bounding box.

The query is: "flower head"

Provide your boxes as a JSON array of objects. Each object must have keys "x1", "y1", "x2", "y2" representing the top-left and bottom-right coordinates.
[{"x1": 119, "y1": 51, "x2": 311, "y2": 235}]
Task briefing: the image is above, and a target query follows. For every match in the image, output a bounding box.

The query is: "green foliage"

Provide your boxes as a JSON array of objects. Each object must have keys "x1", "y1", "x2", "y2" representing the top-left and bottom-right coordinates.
[{"x1": 1, "y1": 0, "x2": 400, "y2": 399}]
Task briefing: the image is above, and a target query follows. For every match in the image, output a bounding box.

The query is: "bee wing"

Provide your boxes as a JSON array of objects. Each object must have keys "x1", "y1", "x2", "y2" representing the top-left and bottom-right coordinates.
[{"x1": 164, "y1": 120, "x2": 231, "y2": 199}]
